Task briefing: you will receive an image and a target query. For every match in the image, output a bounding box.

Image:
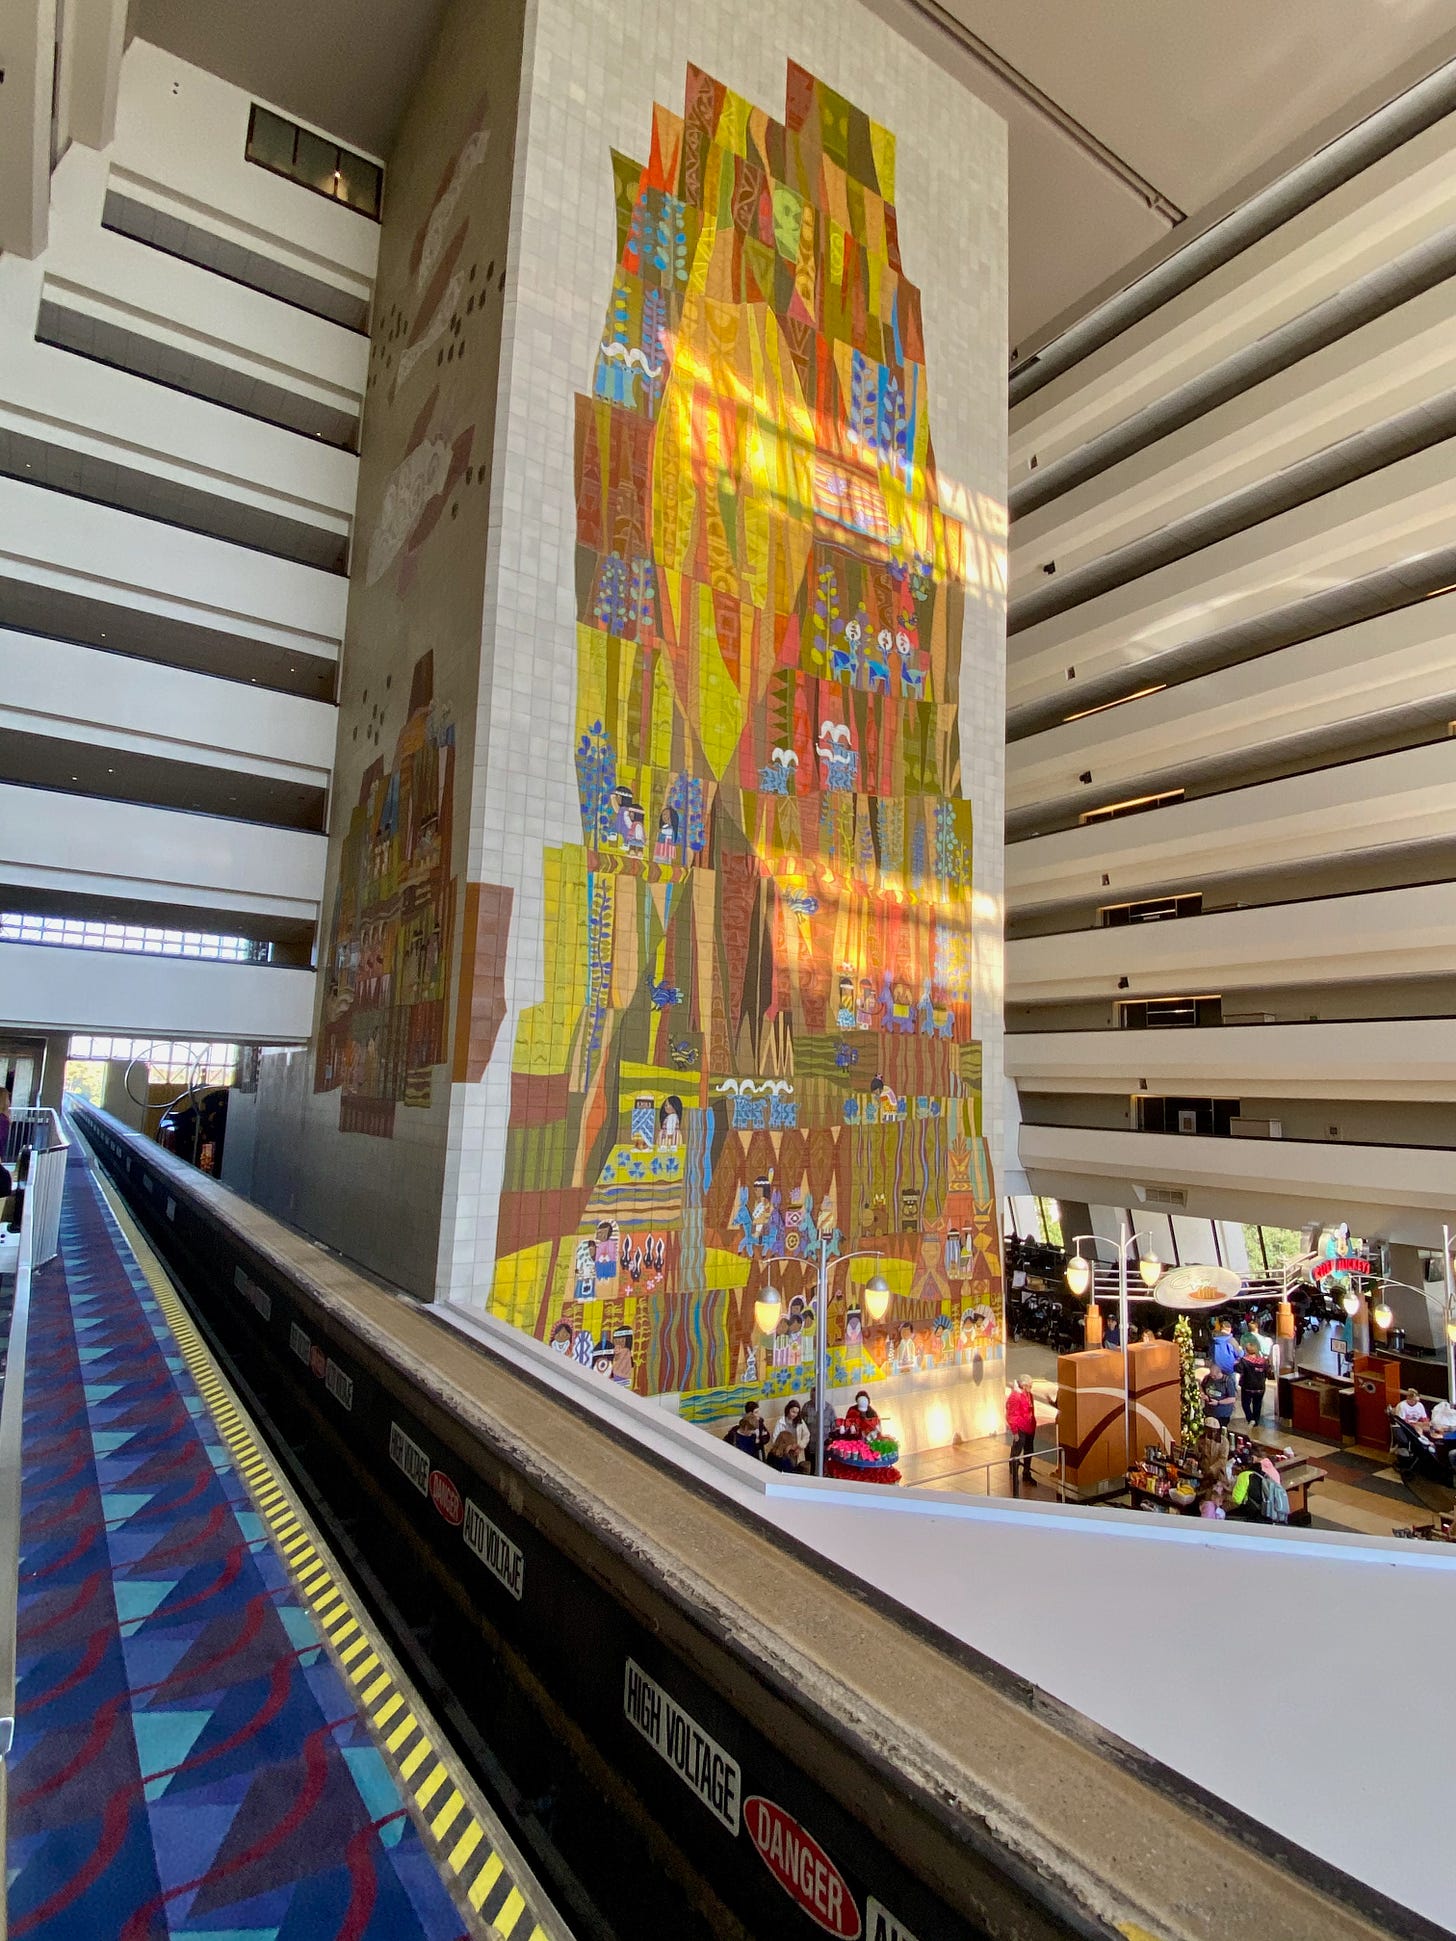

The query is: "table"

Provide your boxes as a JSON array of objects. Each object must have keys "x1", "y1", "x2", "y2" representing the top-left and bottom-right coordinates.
[
  {"x1": 1272, "y1": 1460, "x2": 1325, "y2": 1525},
  {"x1": 1128, "y1": 1455, "x2": 1326, "y2": 1524}
]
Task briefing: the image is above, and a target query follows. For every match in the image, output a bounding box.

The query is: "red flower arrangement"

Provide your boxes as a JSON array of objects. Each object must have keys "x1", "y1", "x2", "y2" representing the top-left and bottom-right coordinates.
[{"x1": 824, "y1": 1431, "x2": 902, "y2": 1485}]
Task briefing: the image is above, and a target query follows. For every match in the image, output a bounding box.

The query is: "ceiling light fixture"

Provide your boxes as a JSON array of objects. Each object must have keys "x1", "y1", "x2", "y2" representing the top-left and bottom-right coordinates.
[{"x1": 1063, "y1": 684, "x2": 1166, "y2": 724}]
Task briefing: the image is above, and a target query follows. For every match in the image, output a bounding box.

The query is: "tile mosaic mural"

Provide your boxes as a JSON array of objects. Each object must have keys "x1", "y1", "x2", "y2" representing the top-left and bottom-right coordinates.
[
  {"x1": 486, "y1": 61, "x2": 1001, "y2": 1410},
  {"x1": 315, "y1": 651, "x2": 457, "y2": 1139}
]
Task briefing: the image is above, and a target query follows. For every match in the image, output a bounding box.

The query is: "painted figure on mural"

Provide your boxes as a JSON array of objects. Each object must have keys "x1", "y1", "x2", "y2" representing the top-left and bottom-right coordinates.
[
  {"x1": 489, "y1": 60, "x2": 1001, "y2": 1404},
  {"x1": 315, "y1": 652, "x2": 457, "y2": 1138}
]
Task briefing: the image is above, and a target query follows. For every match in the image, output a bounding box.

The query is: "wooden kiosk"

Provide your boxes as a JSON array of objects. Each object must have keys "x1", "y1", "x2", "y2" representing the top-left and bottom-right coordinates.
[{"x1": 1057, "y1": 1340, "x2": 1181, "y2": 1501}]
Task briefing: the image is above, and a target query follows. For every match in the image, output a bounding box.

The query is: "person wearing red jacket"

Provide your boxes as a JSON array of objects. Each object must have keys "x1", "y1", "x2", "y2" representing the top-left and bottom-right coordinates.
[
  {"x1": 843, "y1": 1389, "x2": 881, "y2": 1440},
  {"x1": 1005, "y1": 1377, "x2": 1038, "y2": 1491}
]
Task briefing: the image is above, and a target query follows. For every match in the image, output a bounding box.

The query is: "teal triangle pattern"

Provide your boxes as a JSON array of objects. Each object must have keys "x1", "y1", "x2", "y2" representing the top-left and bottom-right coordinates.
[
  {"x1": 101, "y1": 1492, "x2": 155, "y2": 1524},
  {"x1": 133, "y1": 1711, "x2": 213, "y2": 1800},
  {"x1": 113, "y1": 1580, "x2": 176, "y2": 1624}
]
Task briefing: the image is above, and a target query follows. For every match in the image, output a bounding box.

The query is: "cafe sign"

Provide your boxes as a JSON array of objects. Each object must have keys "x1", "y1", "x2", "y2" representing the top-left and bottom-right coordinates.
[{"x1": 1311, "y1": 1254, "x2": 1372, "y2": 1282}]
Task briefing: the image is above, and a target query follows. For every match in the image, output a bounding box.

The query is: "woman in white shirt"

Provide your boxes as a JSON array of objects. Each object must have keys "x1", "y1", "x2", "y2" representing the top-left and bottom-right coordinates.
[{"x1": 1427, "y1": 1397, "x2": 1456, "y2": 1438}]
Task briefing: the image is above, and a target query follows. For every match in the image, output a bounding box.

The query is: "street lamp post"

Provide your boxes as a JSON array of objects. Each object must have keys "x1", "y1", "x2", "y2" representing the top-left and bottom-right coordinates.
[
  {"x1": 1065, "y1": 1219, "x2": 1162, "y2": 1467},
  {"x1": 755, "y1": 1240, "x2": 890, "y2": 1478}
]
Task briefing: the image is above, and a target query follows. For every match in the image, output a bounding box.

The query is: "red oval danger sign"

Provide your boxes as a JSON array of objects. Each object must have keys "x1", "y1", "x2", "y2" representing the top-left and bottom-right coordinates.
[
  {"x1": 744, "y1": 1796, "x2": 860, "y2": 1939},
  {"x1": 428, "y1": 1469, "x2": 464, "y2": 1526}
]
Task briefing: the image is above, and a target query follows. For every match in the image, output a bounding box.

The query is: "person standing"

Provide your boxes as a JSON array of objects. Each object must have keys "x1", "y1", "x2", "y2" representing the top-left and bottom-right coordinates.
[
  {"x1": 1005, "y1": 1377, "x2": 1038, "y2": 1491},
  {"x1": 802, "y1": 1387, "x2": 837, "y2": 1470},
  {"x1": 1202, "y1": 1363, "x2": 1238, "y2": 1436},
  {"x1": 1237, "y1": 1331, "x2": 1269, "y2": 1429},
  {"x1": 1210, "y1": 1318, "x2": 1243, "y2": 1377}
]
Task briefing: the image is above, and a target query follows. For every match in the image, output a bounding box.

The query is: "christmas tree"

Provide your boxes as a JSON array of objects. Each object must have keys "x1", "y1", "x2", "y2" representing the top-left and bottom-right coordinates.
[{"x1": 1176, "y1": 1315, "x2": 1203, "y2": 1446}]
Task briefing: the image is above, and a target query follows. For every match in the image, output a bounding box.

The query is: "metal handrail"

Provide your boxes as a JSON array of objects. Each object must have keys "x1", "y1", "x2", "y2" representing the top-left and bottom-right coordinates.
[
  {"x1": 2, "y1": 1109, "x2": 52, "y2": 1171},
  {"x1": 914, "y1": 1441, "x2": 1070, "y2": 1500},
  {"x1": 0, "y1": 1109, "x2": 68, "y2": 1939}
]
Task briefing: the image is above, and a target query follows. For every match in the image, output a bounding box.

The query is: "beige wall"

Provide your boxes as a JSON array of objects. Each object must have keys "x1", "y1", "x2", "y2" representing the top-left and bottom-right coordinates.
[{"x1": 242, "y1": 0, "x2": 526, "y2": 1296}]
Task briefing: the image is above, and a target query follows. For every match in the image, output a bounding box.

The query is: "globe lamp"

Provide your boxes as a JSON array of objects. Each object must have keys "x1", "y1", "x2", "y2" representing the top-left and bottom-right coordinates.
[{"x1": 754, "y1": 1287, "x2": 782, "y2": 1335}]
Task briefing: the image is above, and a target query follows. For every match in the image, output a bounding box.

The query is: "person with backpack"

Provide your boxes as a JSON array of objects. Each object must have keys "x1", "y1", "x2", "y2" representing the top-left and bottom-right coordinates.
[
  {"x1": 1237, "y1": 1327, "x2": 1270, "y2": 1428},
  {"x1": 1228, "y1": 1457, "x2": 1290, "y2": 1524},
  {"x1": 1210, "y1": 1317, "x2": 1243, "y2": 1376}
]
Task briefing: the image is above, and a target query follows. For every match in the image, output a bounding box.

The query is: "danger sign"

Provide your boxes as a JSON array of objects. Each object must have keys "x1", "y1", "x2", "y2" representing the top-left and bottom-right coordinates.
[{"x1": 743, "y1": 1796, "x2": 859, "y2": 1939}]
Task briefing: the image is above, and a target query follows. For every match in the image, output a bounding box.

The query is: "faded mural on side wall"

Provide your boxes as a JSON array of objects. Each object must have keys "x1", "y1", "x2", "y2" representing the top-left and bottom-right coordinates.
[{"x1": 315, "y1": 100, "x2": 495, "y2": 1141}]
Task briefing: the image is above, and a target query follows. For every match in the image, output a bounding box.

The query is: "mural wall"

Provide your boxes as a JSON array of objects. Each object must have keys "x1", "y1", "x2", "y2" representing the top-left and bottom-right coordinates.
[
  {"x1": 315, "y1": 651, "x2": 457, "y2": 1137},
  {"x1": 484, "y1": 63, "x2": 1002, "y2": 1412}
]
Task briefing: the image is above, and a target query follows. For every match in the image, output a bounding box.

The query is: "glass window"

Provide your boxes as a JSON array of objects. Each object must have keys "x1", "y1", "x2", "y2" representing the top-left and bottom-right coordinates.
[
  {"x1": 335, "y1": 149, "x2": 382, "y2": 219},
  {"x1": 245, "y1": 105, "x2": 297, "y2": 175},
  {"x1": 293, "y1": 126, "x2": 340, "y2": 197},
  {"x1": 1100, "y1": 892, "x2": 1202, "y2": 927},
  {"x1": 1118, "y1": 995, "x2": 1221, "y2": 1030},
  {"x1": 66, "y1": 1038, "x2": 240, "y2": 1086},
  {"x1": 244, "y1": 104, "x2": 382, "y2": 220},
  {"x1": 1, "y1": 911, "x2": 263, "y2": 962}
]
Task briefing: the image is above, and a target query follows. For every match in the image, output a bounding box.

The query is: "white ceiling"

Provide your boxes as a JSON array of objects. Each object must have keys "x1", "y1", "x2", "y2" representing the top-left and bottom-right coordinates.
[
  {"x1": 130, "y1": 0, "x2": 450, "y2": 161},
  {"x1": 945, "y1": 0, "x2": 1456, "y2": 345},
  {"x1": 131, "y1": 0, "x2": 1456, "y2": 346}
]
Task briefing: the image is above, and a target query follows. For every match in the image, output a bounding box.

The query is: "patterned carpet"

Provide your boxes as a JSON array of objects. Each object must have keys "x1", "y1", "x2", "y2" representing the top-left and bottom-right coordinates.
[{"x1": 8, "y1": 1148, "x2": 469, "y2": 1940}]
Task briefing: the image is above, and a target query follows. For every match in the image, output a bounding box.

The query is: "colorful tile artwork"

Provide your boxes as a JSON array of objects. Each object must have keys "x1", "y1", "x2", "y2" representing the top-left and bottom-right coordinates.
[
  {"x1": 491, "y1": 60, "x2": 1002, "y2": 1413},
  {"x1": 315, "y1": 653, "x2": 457, "y2": 1138}
]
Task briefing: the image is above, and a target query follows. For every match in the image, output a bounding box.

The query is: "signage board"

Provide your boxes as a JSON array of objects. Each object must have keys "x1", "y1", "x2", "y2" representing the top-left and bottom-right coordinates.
[
  {"x1": 744, "y1": 1795, "x2": 860, "y2": 1938},
  {"x1": 429, "y1": 1468, "x2": 465, "y2": 1526},
  {"x1": 866, "y1": 1900, "x2": 920, "y2": 1941},
  {"x1": 624, "y1": 1658, "x2": 741, "y2": 1835},
  {"x1": 1311, "y1": 1254, "x2": 1372, "y2": 1282},
  {"x1": 388, "y1": 1420, "x2": 430, "y2": 1495},
  {"x1": 464, "y1": 1499, "x2": 524, "y2": 1600},
  {"x1": 1153, "y1": 1263, "x2": 1242, "y2": 1311}
]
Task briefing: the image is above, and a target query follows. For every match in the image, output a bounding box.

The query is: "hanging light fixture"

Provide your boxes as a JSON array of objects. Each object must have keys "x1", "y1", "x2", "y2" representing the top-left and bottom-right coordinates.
[
  {"x1": 754, "y1": 1286, "x2": 783, "y2": 1335},
  {"x1": 1371, "y1": 1295, "x2": 1394, "y2": 1332},
  {"x1": 863, "y1": 1271, "x2": 891, "y2": 1322},
  {"x1": 1065, "y1": 1253, "x2": 1092, "y2": 1297},
  {"x1": 1446, "y1": 1316, "x2": 1456, "y2": 1345},
  {"x1": 1341, "y1": 1287, "x2": 1361, "y2": 1318},
  {"x1": 1139, "y1": 1253, "x2": 1163, "y2": 1289}
]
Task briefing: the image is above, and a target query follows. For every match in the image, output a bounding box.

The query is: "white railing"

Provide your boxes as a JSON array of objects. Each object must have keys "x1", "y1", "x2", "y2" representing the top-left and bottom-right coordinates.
[
  {"x1": 0, "y1": 1106, "x2": 68, "y2": 1935},
  {"x1": 19, "y1": 1115, "x2": 67, "y2": 1268},
  {"x1": 3, "y1": 1108, "x2": 53, "y2": 1171}
]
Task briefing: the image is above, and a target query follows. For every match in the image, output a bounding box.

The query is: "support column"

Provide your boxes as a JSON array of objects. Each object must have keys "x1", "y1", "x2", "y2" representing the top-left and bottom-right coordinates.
[{"x1": 37, "y1": 1032, "x2": 70, "y2": 1110}]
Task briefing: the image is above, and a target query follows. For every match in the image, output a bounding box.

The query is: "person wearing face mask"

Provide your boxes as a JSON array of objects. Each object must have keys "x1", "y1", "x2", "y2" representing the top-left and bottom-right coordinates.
[
  {"x1": 767, "y1": 1400, "x2": 810, "y2": 1472},
  {"x1": 843, "y1": 1389, "x2": 881, "y2": 1439}
]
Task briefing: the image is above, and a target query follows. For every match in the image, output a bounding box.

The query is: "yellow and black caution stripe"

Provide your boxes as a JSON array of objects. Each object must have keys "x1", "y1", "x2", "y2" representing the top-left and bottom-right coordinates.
[{"x1": 88, "y1": 1157, "x2": 562, "y2": 1941}]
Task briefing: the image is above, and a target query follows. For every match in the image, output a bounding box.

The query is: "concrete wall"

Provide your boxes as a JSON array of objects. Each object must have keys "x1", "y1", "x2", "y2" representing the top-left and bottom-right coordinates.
[{"x1": 244, "y1": 0, "x2": 527, "y2": 1297}]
